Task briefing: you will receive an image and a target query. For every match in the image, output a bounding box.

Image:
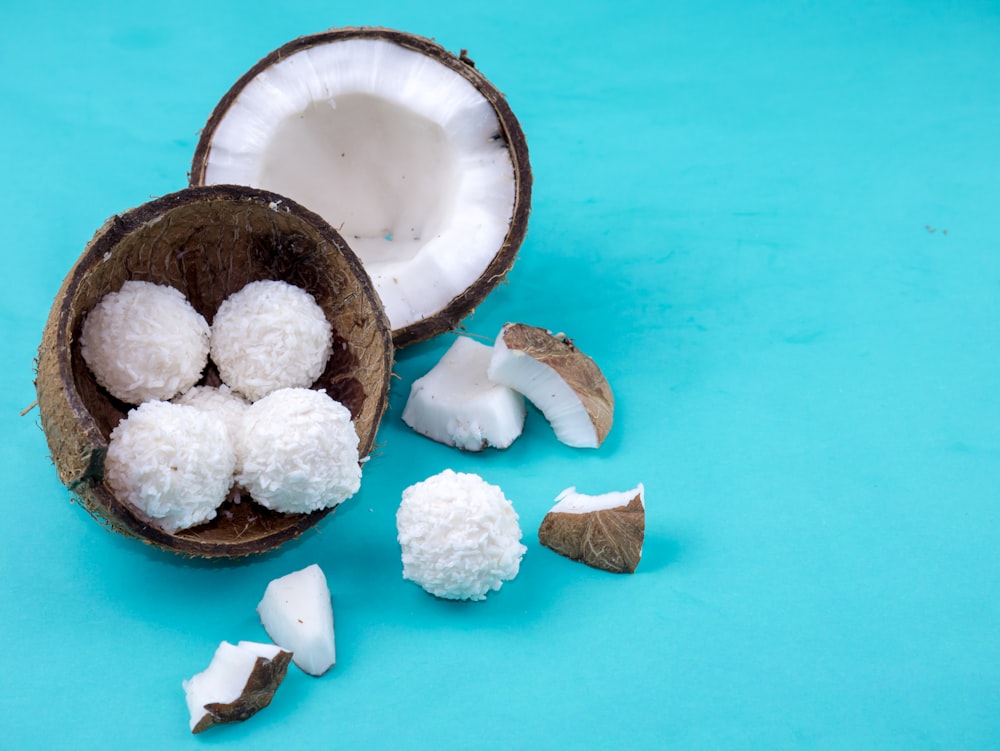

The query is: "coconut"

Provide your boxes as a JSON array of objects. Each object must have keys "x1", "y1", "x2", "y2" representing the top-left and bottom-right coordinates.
[
  {"x1": 183, "y1": 640, "x2": 293, "y2": 733},
  {"x1": 190, "y1": 27, "x2": 532, "y2": 347},
  {"x1": 401, "y1": 336, "x2": 526, "y2": 451},
  {"x1": 487, "y1": 323, "x2": 614, "y2": 448},
  {"x1": 257, "y1": 564, "x2": 336, "y2": 677},
  {"x1": 538, "y1": 484, "x2": 645, "y2": 574},
  {"x1": 35, "y1": 185, "x2": 393, "y2": 557}
]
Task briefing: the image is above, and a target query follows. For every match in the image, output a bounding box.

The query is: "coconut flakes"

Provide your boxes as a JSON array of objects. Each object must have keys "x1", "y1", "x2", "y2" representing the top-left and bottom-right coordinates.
[
  {"x1": 396, "y1": 469, "x2": 526, "y2": 601},
  {"x1": 237, "y1": 388, "x2": 361, "y2": 514},
  {"x1": 80, "y1": 280, "x2": 210, "y2": 404},
  {"x1": 104, "y1": 401, "x2": 237, "y2": 533},
  {"x1": 172, "y1": 384, "x2": 250, "y2": 444},
  {"x1": 210, "y1": 280, "x2": 333, "y2": 402}
]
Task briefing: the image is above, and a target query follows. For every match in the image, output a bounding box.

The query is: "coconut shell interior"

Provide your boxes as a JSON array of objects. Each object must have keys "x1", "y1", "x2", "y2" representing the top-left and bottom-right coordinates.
[
  {"x1": 190, "y1": 27, "x2": 532, "y2": 348},
  {"x1": 35, "y1": 185, "x2": 393, "y2": 557}
]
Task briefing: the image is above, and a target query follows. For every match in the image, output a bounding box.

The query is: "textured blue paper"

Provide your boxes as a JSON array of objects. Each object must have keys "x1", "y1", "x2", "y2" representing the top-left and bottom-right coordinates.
[{"x1": 3, "y1": 1, "x2": 999, "y2": 748}]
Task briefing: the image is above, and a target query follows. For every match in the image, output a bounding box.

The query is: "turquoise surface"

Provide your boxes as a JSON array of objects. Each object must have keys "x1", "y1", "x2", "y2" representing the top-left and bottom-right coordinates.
[{"x1": 3, "y1": 1, "x2": 999, "y2": 748}]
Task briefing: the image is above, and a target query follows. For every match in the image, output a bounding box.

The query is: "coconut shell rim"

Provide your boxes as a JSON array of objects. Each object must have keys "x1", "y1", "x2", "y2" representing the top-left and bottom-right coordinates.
[{"x1": 189, "y1": 26, "x2": 532, "y2": 348}]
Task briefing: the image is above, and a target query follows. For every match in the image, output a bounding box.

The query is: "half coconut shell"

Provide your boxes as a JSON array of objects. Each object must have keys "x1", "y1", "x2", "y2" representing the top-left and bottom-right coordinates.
[
  {"x1": 35, "y1": 185, "x2": 393, "y2": 557},
  {"x1": 190, "y1": 27, "x2": 532, "y2": 347}
]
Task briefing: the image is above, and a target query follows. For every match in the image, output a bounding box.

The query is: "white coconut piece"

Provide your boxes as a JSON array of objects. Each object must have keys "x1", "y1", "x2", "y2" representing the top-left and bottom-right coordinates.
[
  {"x1": 104, "y1": 401, "x2": 237, "y2": 533},
  {"x1": 487, "y1": 323, "x2": 614, "y2": 448},
  {"x1": 538, "y1": 484, "x2": 645, "y2": 574},
  {"x1": 172, "y1": 384, "x2": 250, "y2": 443},
  {"x1": 192, "y1": 30, "x2": 531, "y2": 346},
  {"x1": 183, "y1": 640, "x2": 292, "y2": 734},
  {"x1": 257, "y1": 564, "x2": 336, "y2": 676},
  {"x1": 401, "y1": 336, "x2": 526, "y2": 451},
  {"x1": 80, "y1": 280, "x2": 210, "y2": 404},
  {"x1": 396, "y1": 469, "x2": 526, "y2": 601},
  {"x1": 237, "y1": 387, "x2": 361, "y2": 513},
  {"x1": 210, "y1": 280, "x2": 333, "y2": 402}
]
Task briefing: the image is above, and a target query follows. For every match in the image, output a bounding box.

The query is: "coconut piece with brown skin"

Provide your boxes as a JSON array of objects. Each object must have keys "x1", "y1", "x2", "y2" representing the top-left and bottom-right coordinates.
[
  {"x1": 487, "y1": 323, "x2": 614, "y2": 448},
  {"x1": 34, "y1": 185, "x2": 393, "y2": 558},
  {"x1": 538, "y1": 484, "x2": 645, "y2": 573},
  {"x1": 183, "y1": 641, "x2": 293, "y2": 734},
  {"x1": 190, "y1": 27, "x2": 532, "y2": 348}
]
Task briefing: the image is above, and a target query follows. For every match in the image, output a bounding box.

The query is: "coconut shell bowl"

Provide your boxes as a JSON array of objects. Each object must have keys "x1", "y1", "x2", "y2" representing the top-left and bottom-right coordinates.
[{"x1": 35, "y1": 185, "x2": 393, "y2": 557}]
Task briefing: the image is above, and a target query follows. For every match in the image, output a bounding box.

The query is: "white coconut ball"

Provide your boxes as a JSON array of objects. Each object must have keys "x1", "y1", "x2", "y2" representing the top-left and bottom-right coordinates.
[
  {"x1": 396, "y1": 469, "x2": 526, "y2": 601},
  {"x1": 237, "y1": 388, "x2": 361, "y2": 513},
  {"x1": 80, "y1": 280, "x2": 210, "y2": 404},
  {"x1": 104, "y1": 401, "x2": 237, "y2": 533},
  {"x1": 210, "y1": 280, "x2": 333, "y2": 402},
  {"x1": 172, "y1": 384, "x2": 250, "y2": 444}
]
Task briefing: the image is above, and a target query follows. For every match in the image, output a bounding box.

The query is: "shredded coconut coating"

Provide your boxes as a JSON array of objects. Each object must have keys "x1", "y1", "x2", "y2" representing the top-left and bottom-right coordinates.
[
  {"x1": 80, "y1": 281, "x2": 210, "y2": 404},
  {"x1": 104, "y1": 401, "x2": 237, "y2": 533},
  {"x1": 237, "y1": 388, "x2": 361, "y2": 513},
  {"x1": 210, "y1": 280, "x2": 333, "y2": 402},
  {"x1": 396, "y1": 469, "x2": 526, "y2": 601},
  {"x1": 173, "y1": 384, "x2": 250, "y2": 444}
]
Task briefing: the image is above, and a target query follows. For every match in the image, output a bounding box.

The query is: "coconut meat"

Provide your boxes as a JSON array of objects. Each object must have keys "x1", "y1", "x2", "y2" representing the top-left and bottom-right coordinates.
[
  {"x1": 183, "y1": 640, "x2": 290, "y2": 733},
  {"x1": 257, "y1": 564, "x2": 336, "y2": 676},
  {"x1": 401, "y1": 336, "x2": 526, "y2": 451},
  {"x1": 552, "y1": 484, "x2": 645, "y2": 514},
  {"x1": 487, "y1": 334, "x2": 600, "y2": 448},
  {"x1": 201, "y1": 38, "x2": 516, "y2": 332}
]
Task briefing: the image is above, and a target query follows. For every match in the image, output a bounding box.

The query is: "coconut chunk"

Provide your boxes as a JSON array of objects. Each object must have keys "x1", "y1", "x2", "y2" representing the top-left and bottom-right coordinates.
[
  {"x1": 257, "y1": 564, "x2": 336, "y2": 676},
  {"x1": 538, "y1": 484, "x2": 645, "y2": 574},
  {"x1": 191, "y1": 29, "x2": 531, "y2": 347},
  {"x1": 183, "y1": 640, "x2": 292, "y2": 733},
  {"x1": 396, "y1": 469, "x2": 526, "y2": 600},
  {"x1": 402, "y1": 336, "x2": 526, "y2": 451},
  {"x1": 487, "y1": 323, "x2": 614, "y2": 448}
]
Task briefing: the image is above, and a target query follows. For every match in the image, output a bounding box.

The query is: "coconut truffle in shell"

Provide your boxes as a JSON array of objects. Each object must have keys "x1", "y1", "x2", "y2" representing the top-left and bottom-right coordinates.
[
  {"x1": 211, "y1": 280, "x2": 333, "y2": 402},
  {"x1": 396, "y1": 469, "x2": 526, "y2": 601},
  {"x1": 104, "y1": 401, "x2": 237, "y2": 533},
  {"x1": 237, "y1": 388, "x2": 361, "y2": 514},
  {"x1": 173, "y1": 384, "x2": 250, "y2": 443},
  {"x1": 80, "y1": 280, "x2": 210, "y2": 404}
]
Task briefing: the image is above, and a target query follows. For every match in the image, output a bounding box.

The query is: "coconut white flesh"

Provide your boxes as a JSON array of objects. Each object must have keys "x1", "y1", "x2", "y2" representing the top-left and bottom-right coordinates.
[
  {"x1": 257, "y1": 564, "x2": 336, "y2": 676},
  {"x1": 487, "y1": 335, "x2": 600, "y2": 448},
  {"x1": 201, "y1": 38, "x2": 516, "y2": 332},
  {"x1": 182, "y1": 641, "x2": 288, "y2": 733},
  {"x1": 402, "y1": 336, "x2": 526, "y2": 451},
  {"x1": 551, "y1": 484, "x2": 645, "y2": 514}
]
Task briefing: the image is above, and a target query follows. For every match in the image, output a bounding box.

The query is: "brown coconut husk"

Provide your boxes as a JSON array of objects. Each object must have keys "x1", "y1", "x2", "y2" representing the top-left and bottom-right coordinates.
[
  {"x1": 190, "y1": 27, "x2": 532, "y2": 348},
  {"x1": 538, "y1": 493, "x2": 645, "y2": 574},
  {"x1": 35, "y1": 185, "x2": 393, "y2": 557}
]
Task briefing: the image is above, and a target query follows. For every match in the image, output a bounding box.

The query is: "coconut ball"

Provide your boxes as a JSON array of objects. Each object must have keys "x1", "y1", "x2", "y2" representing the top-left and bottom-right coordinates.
[
  {"x1": 105, "y1": 401, "x2": 237, "y2": 533},
  {"x1": 210, "y1": 280, "x2": 333, "y2": 402},
  {"x1": 237, "y1": 388, "x2": 361, "y2": 513},
  {"x1": 396, "y1": 469, "x2": 526, "y2": 601},
  {"x1": 172, "y1": 384, "x2": 250, "y2": 443},
  {"x1": 80, "y1": 280, "x2": 210, "y2": 404}
]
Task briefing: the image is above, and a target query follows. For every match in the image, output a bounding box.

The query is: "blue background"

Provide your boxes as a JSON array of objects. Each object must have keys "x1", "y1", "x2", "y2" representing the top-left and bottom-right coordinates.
[{"x1": 3, "y1": 1, "x2": 999, "y2": 748}]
